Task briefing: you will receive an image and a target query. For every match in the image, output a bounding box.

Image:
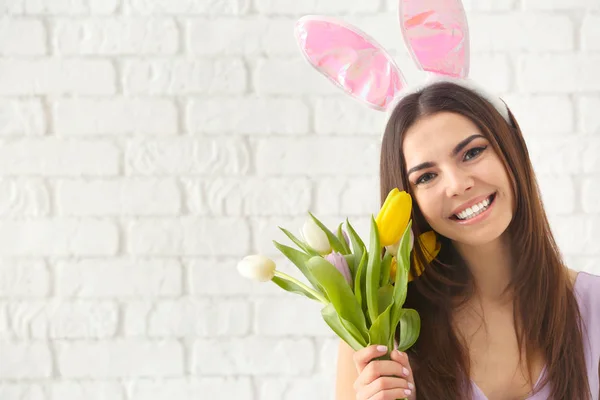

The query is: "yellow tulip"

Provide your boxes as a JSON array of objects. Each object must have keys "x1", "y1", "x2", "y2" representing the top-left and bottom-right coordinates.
[
  {"x1": 375, "y1": 188, "x2": 412, "y2": 247},
  {"x1": 389, "y1": 231, "x2": 441, "y2": 282}
]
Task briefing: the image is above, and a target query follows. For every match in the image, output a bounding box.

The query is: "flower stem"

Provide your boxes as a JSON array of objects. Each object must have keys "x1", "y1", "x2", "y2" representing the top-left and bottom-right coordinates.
[{"x1": 274, "y1": 270, "x2": 328, "y2": 304}]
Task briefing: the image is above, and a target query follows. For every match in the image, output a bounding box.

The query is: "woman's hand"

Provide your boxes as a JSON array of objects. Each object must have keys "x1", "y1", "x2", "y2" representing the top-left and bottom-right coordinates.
[{"x1": 352, "y1": 345, "x2": 417, "y2": 400}]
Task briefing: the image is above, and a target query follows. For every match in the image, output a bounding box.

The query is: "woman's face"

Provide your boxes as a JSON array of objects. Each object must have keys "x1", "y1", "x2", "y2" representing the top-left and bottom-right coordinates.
[{"x1": 402, "y1": 112, "x2": 514, "y2": 247}]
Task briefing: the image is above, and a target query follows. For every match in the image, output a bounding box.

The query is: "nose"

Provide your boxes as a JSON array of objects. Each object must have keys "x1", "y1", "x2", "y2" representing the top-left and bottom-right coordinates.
[{"x1": 444, "y1": 167, "x2": 474, "y2": 198}]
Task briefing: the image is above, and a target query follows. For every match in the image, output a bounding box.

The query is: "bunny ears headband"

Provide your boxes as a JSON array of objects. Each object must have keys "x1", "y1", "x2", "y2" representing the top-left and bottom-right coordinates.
[{"x1": 294, "y1": 0, "x2": 510, "y2": 128}]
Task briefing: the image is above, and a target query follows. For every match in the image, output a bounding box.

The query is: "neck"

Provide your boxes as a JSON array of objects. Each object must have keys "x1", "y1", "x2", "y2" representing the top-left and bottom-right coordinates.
[{"x1": 453, "y1": 232, "x2": 513, "y2": 306}]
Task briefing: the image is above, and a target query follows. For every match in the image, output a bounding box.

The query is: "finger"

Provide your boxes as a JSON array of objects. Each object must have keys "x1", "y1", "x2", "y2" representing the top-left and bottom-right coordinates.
[
  {"x1": 390, "y1": 349, "x2": 414, "y2": 381},
  {"x1": 357, "y1": 376, "x2": 414, "y2": 400},
  {"x1": 366, "y1": 387, "x2": 414, "y2": 400},
  {"x1": 353, "y1": 344, "x2": 389, "y2": 373},
  {"x1": 357, "y1": 360, "x2": 407, "y2": 387}
]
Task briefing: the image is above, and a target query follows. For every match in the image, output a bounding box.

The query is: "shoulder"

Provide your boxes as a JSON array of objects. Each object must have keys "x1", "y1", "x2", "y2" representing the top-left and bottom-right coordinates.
[{"x1": 570, "y1": 269, "x2": 600, "y2": 317}]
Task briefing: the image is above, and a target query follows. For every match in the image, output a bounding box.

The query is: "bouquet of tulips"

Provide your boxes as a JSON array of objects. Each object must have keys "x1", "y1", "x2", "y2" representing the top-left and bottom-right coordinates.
[{"x1": 237, "y1": 188, "x2": 440, "y2": 357}]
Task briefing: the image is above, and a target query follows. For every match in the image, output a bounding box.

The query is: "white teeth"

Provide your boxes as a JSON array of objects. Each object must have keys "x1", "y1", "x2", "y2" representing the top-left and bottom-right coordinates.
[{"x1": 455, "y1": 196, "x2": 493, "y2": 220}]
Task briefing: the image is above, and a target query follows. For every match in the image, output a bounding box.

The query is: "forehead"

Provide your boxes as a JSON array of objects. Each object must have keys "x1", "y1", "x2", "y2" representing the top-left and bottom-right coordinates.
[{"x1": 403, "y1": 112, "x2": 482, "y2": 166}]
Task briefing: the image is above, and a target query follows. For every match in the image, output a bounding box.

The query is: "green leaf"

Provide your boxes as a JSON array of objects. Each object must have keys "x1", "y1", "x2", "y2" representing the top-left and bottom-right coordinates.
[
  {"x1": 366, "y1": 216, "x2": 382, "y2": 324},
  {"x1": 368, "y1": 303, "x2": 392, "y2": 347},
  {"x1": 396, "y1": 308, "x2": 421, "y2": 352},
  {"x1": 308, "y1": 212, "x2": 346, "y2": 254},
  {"x1": 336, "y1": 223, "x2": 351, "y2": 255},
  {"x1": 272, "y1": 276, "x2": 321, "y2": 301},
  {"x1": 307, "y1": 256, "x2": 369, "y2": 342},
  {"x1": 346, "y1": 219, "x2": 365, "y2": 271},
  {"x1": 278, "y1": 227, "x2": 319, "y2": 256},
  {"x1": 391, "y1": 220, "x2": 413, "y2": 325},
  {"x1": 321, "y1": 303, "x2": 366, "y2": 351},
  {"x1": 273, "y1": 240, "x2": 328, "y2": 302},
  {"x1": 378, "y1": 285, "x2": 394, "y2": 315},
  {"x1": 379, "y1": 251, "x2": 393, "y2": 287},
  {"x1": 353, "y1": 251, "x2": 368, "y2": 324},
  {"x1": 343, "y1": 254, "x2": 356, "y2": 277}
]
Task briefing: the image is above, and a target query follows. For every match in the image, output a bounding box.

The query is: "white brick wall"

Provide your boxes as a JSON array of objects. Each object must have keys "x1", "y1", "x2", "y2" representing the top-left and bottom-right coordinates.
[{"x1": 0, "y1": 1, "x2": 598, "y2": 399}]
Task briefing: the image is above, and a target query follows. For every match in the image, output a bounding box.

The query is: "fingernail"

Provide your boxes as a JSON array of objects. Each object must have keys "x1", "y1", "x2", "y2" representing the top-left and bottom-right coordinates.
[
  {"x1": 404, "y1": 389, "x2": 412, "y2": 395},
  {"x1": 408, "y1": 382, "x2": 414, "y2": 390},
  {"x1": 376, "y1": 345, "x2": 387, "y2": 352},
  {"x1": 403, "y1": 367, "x2": 410, "y2": 376},
  {"x1": 396, "y1": 349, "x2": 404, "y2": 356}
]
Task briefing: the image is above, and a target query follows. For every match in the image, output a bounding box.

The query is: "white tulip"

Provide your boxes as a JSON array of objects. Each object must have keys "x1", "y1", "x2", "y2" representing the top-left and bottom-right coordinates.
[
  {"x1": 237, "y1": 254, "x2": 276, "y2": 282},
  {"x1": 301, "y1": 218, "x2": 331, "y2": 255}
]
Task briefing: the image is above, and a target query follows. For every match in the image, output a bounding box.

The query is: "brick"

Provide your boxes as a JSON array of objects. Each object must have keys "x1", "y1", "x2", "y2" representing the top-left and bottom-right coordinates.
[
  {"x1": 582, "y1": 14, "x2": 600, "y2": 51},
  {"x1": 184, "y1": 178, "x2": 311, "y2": 216},
  {"x1": 0, "y1": 341, "x2": 52, "y2": 378},
  {"x1": 55, "y1": 18, "x2": 178, "y2": 55},
  {"x1": 0, "y1": 260, "x2": 49, "y2": 297},
  {"x1": 2, "y1": 0, "x2": 119, "y2": 14},
  {"x1": 56, "y1": 179, "x2": 180, "y2": 216},
  {"x1": 388, "y1": 0, "x2": 517, "y2": 11},
  {"x1": 0, "y1": 19, "x2": 46, "y2": 55},
  {"x1": 124, "y1": 299, "x2": 250, "y2": 337},
  {"x1": 186, "y1": 97, "x2": 309, "y2": 135},
  {"x1": 128, "y1": 218, "x2": 250, "y2": 256},
  {"x1": 0, "y1": 219, "x2": 118, "y2": 256},
  {"x1": 258, "y1": 376, "x2": 335, "y2": 400},
  {"x1": 526, "y1": 136, "x2": 583, "y2": 174},
  {"x1": 126, "y1": 0, "x2": 250, "y2": 15},
  {"x1": 314, "y1": 178, "x2": 379, "y2": 216},
  {"x1": 128, "y1": 378, "x2": 253, "y2": 400},
  {"x1": 250, "y1": 216, "x2": 309, "y2": 257},
  {"x1": 503, "y1": 95, "x2": 574, "y2": 135},
  {"x1": 582, "y1": 138, "x2": 600, "y2": 173},
  {"x1": 0, "y1": 305, "x2": 8, "y2": 338},
  {"x1": 255, "y1": 297, "x2": 329, "y2": 336},
  {"x1": 0, "y1": 139, "x2": 120, "y2": 176},
  {"x1": 56, "y1": 340, "x2": 184, "y2": 378},
  {"x1": 188, "y1": 18, "x2": 297, "y2": 56},
  {"x1": 471, "y1": 14, "x2": 573, "y2": 52},
  {"x1": 468, "y1": 54, "x2": 511, "y2": 93},
  {"x1": 582, "y1": 177, "x2": 600, "y2": 213},
  {"x1": 578, "y1": 96, "x2": 600, "y2": 134},
  {"x1": 56, "y1": 259, "x2": 182, "y2": 298},
  {"x1": 537, "y1": 175, "x2": 575, "y2": 215},
  {"x1": 193, "y1": 338, "x2": 314, "y2": 375},
  {"x1": 523, "y1": 0, "x2": 599, "y2": 10},
  {"x1": 0, "y1": 383, "x2": 46, "y2": 400},
  {"x1": 256, "y1": 58, "x2": 341, "y2": 95},
  {"x1": 0, "y1": 60, "x2": 115, "y2": 95},
  {"x1": 54, "y1": 98, "x2": 178, "y2": 135},
  {"x1": 256, "y1": 0, "x2": 381, "y2": 14},
  {"x1": 0, "y1": 99, "x2": 46, "y2": 135},
  {"x1": 255, "y1": 137, "x2": 379, "y2": 176},
  {"x1": 549, "y1": 216, "x2": 600, "y2": 255},
  {"x1": 315, "y1": 97, "x2": 388, "y2": 135},
  {"x1": 189, "y1": 258, "x2": 278, "y2": 296},
  {"x1": 126, "y1": 138, "x2": 250, "y2": 175},
  {"x1": 10, "y1": 300, "x2": 118, "y2": 339},
  {"x1": 0, "y1": 178, "x2": 49, "y2": 216},
  {"x1": 50, "y1": 381, "x2": 125, "y2": 400},
  {"x1": 123, "y1": 59, "x2": 246, "y2": 95},
  {"x1": 518, "y1": 55, "x2": 600, "y2": 93}
]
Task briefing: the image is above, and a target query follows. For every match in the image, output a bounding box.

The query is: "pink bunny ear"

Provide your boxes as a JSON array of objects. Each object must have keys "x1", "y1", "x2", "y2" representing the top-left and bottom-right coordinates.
[
  {"x1": 400, "y1": 0, "x2": 470, "y2": 78},
  {"x1": 295, "y1": 16, "x2": 407, "y2": 111}
]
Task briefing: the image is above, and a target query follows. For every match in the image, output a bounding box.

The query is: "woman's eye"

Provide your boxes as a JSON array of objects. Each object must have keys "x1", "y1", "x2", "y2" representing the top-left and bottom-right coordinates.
[
  {"x1": 464, "y1": 146, "x2": 487, "y2": 161},
  {"x1": 416, "y1": 172, "x2": 435, "y2": 185}
]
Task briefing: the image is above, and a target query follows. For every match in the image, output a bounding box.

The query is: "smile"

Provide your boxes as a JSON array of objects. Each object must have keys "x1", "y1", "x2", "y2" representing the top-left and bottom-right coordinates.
[{"x1": 450, "y1": 193, "x2": 497, "y2": 223}]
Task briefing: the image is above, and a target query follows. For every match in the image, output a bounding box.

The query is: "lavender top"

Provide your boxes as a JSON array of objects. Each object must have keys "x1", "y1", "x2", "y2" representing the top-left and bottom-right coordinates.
[{"x1": 471, "y1": 271, "x2": 600, "y2": 399}]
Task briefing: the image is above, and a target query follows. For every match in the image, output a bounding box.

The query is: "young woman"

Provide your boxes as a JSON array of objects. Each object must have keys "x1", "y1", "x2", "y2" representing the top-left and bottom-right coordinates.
[{"x1": 335, "y1": 81, "x2": 600, "y2": 400}]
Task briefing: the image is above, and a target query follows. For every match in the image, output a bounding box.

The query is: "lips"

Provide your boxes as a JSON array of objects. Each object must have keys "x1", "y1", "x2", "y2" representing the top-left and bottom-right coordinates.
[{"x1": 449, "y1": 192, "x2": 496, "y2": 220}]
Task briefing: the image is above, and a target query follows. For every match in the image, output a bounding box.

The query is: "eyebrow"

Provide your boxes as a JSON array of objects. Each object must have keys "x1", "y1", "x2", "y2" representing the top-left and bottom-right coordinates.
[{"x1": 406, "y1": 134, "x2": 486, "y2": 177}]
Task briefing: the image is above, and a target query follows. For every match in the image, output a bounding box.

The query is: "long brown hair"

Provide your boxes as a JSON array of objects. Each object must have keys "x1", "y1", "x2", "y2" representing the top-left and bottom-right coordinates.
[{"x1": 381, "y1": 82, "x2": 590, "y2": 399}]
